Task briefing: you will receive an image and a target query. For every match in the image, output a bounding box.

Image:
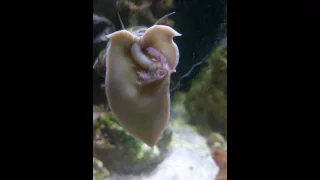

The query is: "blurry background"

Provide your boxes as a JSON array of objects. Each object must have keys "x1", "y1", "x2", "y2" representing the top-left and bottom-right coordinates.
[{"x1": 93, "y1": 0, "x2": 227, "y2": 179}]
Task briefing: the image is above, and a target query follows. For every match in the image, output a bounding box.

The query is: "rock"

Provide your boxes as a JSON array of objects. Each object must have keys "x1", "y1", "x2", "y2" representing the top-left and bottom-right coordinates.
[
  {"x1": 206, "y1": 132, "x2": 227, "y2": 151},
  {"x1": 93, "y1": 111, "x2": 172, "y2": 175},
  {"x1": 184, "y1": 41, "x2": 227, "y2": 138},
  {"x1": 93, "y1": 157, "x2": 110, "y2": 180}
]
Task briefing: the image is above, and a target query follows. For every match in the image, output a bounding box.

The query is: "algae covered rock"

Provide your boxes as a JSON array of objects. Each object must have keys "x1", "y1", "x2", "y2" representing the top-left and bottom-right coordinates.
[
  {"x1": 93, "y1": 157, "x2": 110, "y2": 180},
  {"x1": 183, "y1": 5, "x2": 227, "y2": 138},
  {"x1": 93, "y1": 108, "x2": 172, "y2": 174},
  {"x1": 184, "y1": 40, "x2": 227, "y2": 138}
]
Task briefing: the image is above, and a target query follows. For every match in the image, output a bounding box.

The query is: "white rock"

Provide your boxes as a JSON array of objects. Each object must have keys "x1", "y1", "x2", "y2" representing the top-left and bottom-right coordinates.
[{"x1": 108, "y1": 121, "x2": 219, "y2": 180}]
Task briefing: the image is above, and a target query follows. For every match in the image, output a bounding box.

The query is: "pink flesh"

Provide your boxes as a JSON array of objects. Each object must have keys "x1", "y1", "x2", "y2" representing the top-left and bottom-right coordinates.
[
  {"x1": 147, "y1": 47, "x2": 170, "y2": 72},
  {"x1": 137, "y1": 47, "x2": 170, "y2": 85}
]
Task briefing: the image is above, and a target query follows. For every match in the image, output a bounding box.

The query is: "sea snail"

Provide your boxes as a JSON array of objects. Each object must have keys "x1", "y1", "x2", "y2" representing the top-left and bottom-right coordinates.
[{"x1": 104, "y1": 12, "x2": 181, "y2": 147}]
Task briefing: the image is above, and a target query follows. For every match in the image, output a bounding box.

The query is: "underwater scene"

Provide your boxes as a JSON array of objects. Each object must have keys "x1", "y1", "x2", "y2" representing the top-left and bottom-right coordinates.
[{"x1": 93, "y1": 0, "x2": 227, "y2": 179}]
